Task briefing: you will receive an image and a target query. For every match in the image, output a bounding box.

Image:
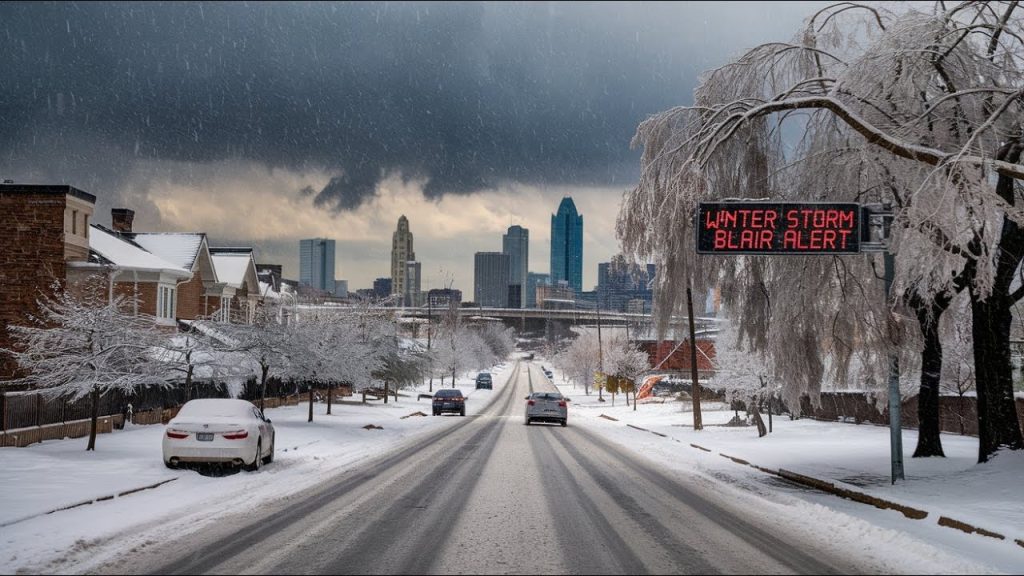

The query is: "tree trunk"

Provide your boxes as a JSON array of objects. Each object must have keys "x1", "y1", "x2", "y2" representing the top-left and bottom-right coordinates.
[
  {"x1": 259, "y1": 365, "x2": 269, "y2": 412},
  {"x1": 969, "y1": 138, "x2": 1024, "y2": 462},
  {"x1": 87, "y1": 387, "x2": 99, "y2": 451},
  {"x1": 913, "y1": 300, "x2": 947, "y2": 458},
  {"x1": 185, "y1": 365, "x2": 194, "y2": 402},
  {"x1": 384, "y1": 380, "x2": 390, "y2": 404},
  {"x1": 429, "y1": 377, "x2": 433, "y2": 393},
  {"x1": 971, "y1": 292, "x2": 1024, "y2": 461},
  {"x1": 452, "y1": 369, "x2": 456, "y2": 388},
  {"x1": 308, "y1": 385, "x2": 314, "y2": 422},
  {"x1": 327, "y1": 384, "x2": 333, "y2": 415}
]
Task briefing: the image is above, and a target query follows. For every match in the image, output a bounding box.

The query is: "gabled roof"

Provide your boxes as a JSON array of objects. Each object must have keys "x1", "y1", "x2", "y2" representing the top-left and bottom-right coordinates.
[
  {"x1": 128, "y1": 233, "x2": 205, "y2": 271},
  {"x1": 84, "y1": 225, "x2": 191, "y2": 276},
  {"x1": 210, "y1": 248, "x2": 260, "y2": 291}
]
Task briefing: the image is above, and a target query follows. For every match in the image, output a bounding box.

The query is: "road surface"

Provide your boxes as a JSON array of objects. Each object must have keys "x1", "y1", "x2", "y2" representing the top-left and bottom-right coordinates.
[{"x1": 104, "y1": 362, "x2": 859, "y2": 575}]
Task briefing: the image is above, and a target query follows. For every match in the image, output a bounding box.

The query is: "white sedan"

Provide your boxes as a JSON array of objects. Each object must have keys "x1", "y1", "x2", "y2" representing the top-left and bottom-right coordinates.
[{"x1": 163, "y1": 398, "x2": 275, "y2": 471}]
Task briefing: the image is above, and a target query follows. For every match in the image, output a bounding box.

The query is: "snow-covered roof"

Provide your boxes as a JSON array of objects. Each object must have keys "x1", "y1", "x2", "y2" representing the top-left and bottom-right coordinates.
[
  {"x1": 210, "y1": 248, "x2": 259, "y2": 291},
  {"x1": 130, "y1": 233, "x2": 205, "y2": 271},
  {"x1": 86, "y1": 226, "x2": 191, "y2": 276}
]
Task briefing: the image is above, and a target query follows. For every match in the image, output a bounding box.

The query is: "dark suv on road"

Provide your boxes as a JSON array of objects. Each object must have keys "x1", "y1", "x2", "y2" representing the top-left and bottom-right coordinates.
[
  {"x1": 433, "y1": 389, "x2": 466, "y2": 416},
  {"x1": 475, "y1": 372, "x2": 493, "y2": 390}
]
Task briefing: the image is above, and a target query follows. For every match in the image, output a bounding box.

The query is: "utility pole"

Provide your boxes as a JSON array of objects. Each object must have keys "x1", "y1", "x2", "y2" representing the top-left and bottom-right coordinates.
[
  {"x1": 427, "y1": 296, "x2": 433, "y2": 393},
  {"x1": 597, "y1": 306, "x2": 605, "y2": 402},
  {"x1": 687, "y1": 284, "x2": 703, "y2": 430}
]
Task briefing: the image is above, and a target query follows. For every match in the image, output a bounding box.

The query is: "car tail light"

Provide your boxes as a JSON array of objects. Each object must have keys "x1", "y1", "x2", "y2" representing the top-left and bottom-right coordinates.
[
  {"x1": 527, "y1": 400, "x2": 535, "y2": 406},
  {"x1": 223, "y1": 430, "x2": 249, "y2": 440},
  {"x1": 166, "y1": 429, "x2": 189, "y2": 439},
  {"x1": 455, "y1": 397, "x2": 463, "y2": 402},
  {"x1": 558, "y1": 401, "x2": 567, "y2": 407}
]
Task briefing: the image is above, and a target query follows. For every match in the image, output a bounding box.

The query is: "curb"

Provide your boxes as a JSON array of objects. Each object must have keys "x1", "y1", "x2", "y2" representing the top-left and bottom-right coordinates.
[
  {"x1": 621, "y1": 422, "x2": 1020, "y2": 547},
  {"x1": 0, "y1": 477, "x2": 179, "y2": 529}
]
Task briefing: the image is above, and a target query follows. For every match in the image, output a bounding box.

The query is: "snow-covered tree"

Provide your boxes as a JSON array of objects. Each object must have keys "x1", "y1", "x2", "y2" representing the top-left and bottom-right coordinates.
[
  {"x1": 154, "y1": 323, "x2": 230, "y2": 401},
  {"x1": 712, "y1": 313, "x2": 777, "y2": 413},
  {"x1": 5, "y1": 285, "x2": 170, "y2": 451},
  {"x1": 552, "y1": 329, "x2": 603, "y2": 396},
  {"x1": 222, "y1": 300, "x2": 296, "y2": 411},
  {"x1": 618, "y1": 1, "x2": 1024, "y2": 461}
]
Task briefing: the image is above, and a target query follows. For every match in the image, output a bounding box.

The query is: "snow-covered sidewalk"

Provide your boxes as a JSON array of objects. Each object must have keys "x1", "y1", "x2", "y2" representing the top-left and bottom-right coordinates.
[
  {"x1": 540, "y1": 362, "x2": 1024, "y2": 574},
  {"x1": 0, "y1": 362, "x2": 513, "y2": 574}
]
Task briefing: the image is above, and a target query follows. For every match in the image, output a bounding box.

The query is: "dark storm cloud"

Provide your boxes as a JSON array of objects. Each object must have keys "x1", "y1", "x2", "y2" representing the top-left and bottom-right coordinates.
[{"x1": 0, "y1": 1, "x2": 821, "y2": 210}]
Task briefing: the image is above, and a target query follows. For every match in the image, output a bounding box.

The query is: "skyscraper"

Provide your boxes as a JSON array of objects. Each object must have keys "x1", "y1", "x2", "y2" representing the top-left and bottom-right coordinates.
[
  {"x1": 550, "y1": 197, "x2": 583, "y2": 294},
  {"x1": 474, "y1": 252, "x2": 511, "y2": 308},
  {"x1": 502, "y1": 225, "x2": 529, "y2": 308},
  {"x1": 299, "y1": 238, "x2": 336, "y2": 294},
  {"x1": 404, "y1": 260, "x2": 422, "y2": 307},
  {"x1": 390, "y1": 215, "x2": 415, "y2": 299}
]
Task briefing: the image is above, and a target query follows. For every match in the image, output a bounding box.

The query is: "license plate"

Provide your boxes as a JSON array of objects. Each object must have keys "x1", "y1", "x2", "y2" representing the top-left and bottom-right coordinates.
[{"x1": 197, "y1": 432, "x2": 214, "y2": 442}]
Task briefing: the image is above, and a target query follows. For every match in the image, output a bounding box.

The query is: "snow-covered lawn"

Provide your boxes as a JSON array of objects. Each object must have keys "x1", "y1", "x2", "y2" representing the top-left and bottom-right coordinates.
[
  {"x1": 0, "y1": 362, "x2": 512, "y2": 574},
  {"x1": 537, "y1": 361, "x2": 1024, "y2": 574}
]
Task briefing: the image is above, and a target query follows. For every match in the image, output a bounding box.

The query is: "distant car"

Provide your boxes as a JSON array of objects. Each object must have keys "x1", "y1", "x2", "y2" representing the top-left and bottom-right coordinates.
[
  {"x1": 525, "y1": 391, "x2": 569, "y2": 426},
  {"x1": 433, "y1": 389, "x2": 466, "y2": 416},
  {"x1": 475, "y1": 372, "x2": 493, "y2": 390},
  {"x1": 162, "y1": 398, "x2": 275, "y2": 471},
  {"x1": 541, "y1": 366, "x2": 553, "y2": 379}
]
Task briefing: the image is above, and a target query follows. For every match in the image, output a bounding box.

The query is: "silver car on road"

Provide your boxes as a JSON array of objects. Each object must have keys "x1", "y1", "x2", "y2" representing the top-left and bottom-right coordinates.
[{"x1": 525, "y1": 391, "x2": 569, "y2": 426}]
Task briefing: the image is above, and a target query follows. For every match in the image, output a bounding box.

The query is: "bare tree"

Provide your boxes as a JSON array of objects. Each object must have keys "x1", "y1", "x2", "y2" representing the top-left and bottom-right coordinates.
[
  {"x1": 5, "y1": 284, "x2": 170, "y2": 451},
  {"x1": 618, "y1": 1, "x2": 1024, "y2": 462}
]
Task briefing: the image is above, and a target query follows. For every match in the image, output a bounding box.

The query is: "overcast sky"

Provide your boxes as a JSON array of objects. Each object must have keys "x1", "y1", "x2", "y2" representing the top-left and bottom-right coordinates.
[{"x1": 0, "y1": 1, "x2": 826, "y2": 294}]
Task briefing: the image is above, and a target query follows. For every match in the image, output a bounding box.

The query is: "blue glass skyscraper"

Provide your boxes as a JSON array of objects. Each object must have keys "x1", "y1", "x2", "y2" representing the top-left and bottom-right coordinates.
[{"x1": 550, "y1": 197, "x2": 583, "y2": 294}]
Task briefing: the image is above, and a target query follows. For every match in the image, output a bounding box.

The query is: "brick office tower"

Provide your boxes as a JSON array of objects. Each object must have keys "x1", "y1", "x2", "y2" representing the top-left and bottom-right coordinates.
[{"x1": 0, "y1": 183, "x2": 96, "y2": 380}]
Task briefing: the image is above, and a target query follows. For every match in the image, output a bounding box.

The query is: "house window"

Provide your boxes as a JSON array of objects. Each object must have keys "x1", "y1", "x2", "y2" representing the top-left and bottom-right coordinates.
[
  {"x1": 72, "y1": 210, "x2": 77, "y2": 235},
  {"x1": 157, "y1": 285, "x2": 177, "y2": 321},
  {"x1": 83, "y1": 214, "x2": 89, "y2": 237}
]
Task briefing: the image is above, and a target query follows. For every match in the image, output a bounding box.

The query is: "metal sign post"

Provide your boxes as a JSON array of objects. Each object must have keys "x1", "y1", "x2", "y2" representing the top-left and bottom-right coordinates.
[{"x1": 865, "y1": 204, "x2": 904, "y2": 484}]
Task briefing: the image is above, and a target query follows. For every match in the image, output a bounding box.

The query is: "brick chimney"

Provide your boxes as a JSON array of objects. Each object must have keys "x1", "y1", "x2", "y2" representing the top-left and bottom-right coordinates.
[{"x1": 111, "y1": 208, "x2": 135, "y2": 233}]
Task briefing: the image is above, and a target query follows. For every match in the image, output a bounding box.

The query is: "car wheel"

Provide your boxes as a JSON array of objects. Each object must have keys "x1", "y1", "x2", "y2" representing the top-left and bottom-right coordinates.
[
  {"x1": 164, "y1": 460, "x2": 177, "y2": 469},
  {"x1": 433, "y1": 410, "x2": 439, "y2": 416},
  {"x1": 525, "y1": 418, "x2": 531, "y2": 426},
  {"x1": 246, "y1": 440, "x2": 262, "y2": 472},
  {"x1": 263, "y1": 438, "x2": 275, "y2": 465},
  {"x1": 460, "y1": 408, "x2": 466, "y2": 417},
  {"x1": 561, "y1": 419, "x2": 567, "y2": 427}
]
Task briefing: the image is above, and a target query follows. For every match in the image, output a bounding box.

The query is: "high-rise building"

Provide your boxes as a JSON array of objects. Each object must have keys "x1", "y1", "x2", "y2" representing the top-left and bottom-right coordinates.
[
  {"x1": 334, "y1": 280, "x2": 349, "y2": 298},
  {"x1": 525, "y1": 272, "x2": 549, "y2": 308},
  {"x1": 404, "y1": 261, "x2": 422, "y2": 307},
  {"x1": 474, "y1": 252, "x2": 510, "y2": 308},
  {"x1": 502, "y1": 225, "x2": 529, "y2": 308},
  {"x1": 390, "y1": 215, "x2": 415, "y2": 299},
  {"x1": 427, "y1": 288, "x2": 462, "y2": 310},
  {"x1": 597, "y1": 259, "x2": 656, "y2": 312},
  {"x1": 299, "y1": 238, "x2": 336, "y2": 294},
  {"x1": 550, "y1": 197, "x2": 583, "y2": 294},
  {"x1": 373, "y1": 277, "x2": 392, "y2": 299}
]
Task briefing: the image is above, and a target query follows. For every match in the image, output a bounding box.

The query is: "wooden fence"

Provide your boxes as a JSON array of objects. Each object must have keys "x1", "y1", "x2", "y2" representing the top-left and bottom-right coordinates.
[{"x1": 0, "y1": 381, "x2": 353, "y2": 448}]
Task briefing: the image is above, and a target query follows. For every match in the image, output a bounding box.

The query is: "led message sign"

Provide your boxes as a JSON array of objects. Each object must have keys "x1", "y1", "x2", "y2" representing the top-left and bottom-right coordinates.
[{"x1": 696, "y1": 202, "x2": 861, "y2": 254}]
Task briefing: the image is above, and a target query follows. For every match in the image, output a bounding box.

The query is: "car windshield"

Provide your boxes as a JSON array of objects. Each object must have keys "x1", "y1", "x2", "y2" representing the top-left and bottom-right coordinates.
[{"x1": 436, "y1": 390, "x2": 462, "y2": 397}]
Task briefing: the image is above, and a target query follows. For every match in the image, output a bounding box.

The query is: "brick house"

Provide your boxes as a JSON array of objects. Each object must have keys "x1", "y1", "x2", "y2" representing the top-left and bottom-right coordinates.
[
  {"x1": 0, "y1": 184, "x2": 96, "y2": 378},
  {"x1": 1, "y1": 186, "x2": 269, "y2": 388},
  {"x1": 209, "y1": 248, "x2": 261, "y2": 324}
]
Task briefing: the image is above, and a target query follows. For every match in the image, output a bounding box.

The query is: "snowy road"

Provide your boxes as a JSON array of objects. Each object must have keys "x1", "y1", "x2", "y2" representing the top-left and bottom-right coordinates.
[{"x1": 102, "y1": 362, "x2": 865, "y2": 575}]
